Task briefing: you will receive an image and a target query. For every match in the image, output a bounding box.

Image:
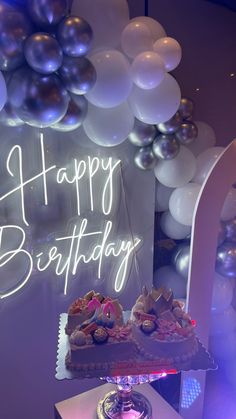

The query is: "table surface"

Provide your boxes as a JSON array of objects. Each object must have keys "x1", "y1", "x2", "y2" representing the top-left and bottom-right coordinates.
[{"x1": 55, "y1": 383, "x2": 182, "y2": 419}]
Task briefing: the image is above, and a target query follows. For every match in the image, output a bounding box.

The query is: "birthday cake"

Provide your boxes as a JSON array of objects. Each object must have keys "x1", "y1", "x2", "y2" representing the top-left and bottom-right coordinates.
[{"x1": 131, "y1": 286, "x2": 198, "y2": 364}]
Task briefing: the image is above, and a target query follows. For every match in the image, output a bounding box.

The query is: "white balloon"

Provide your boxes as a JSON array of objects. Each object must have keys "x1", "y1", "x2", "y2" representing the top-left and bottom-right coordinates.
[
  {"x1": 210, "y1": 305, "x2": 236, "y2": 336},
  {"x1": 128, "y1": 73, "x2": 181, "y2": 125},
  {"x1": 211, "y1": 272, "x2": 234, "y2": 314},
  {"x1": 153, "y1": 265, "x2": 187, "y2": 298},
  {"x1": 155, "y1": 182, "x2": 174, "y2": 212},
  {"x1": 210, "y1": 331, "x2": 236, "y2": 360},
  {"x1": 71, "y1": 0, "x2": 129, "y2": 50},
  {"x1": 169, "y1": 183, "x2": 201, "y2": 226},
  {"x1": 154, "y1": 146, "x2": 196, "y2": 188},
  {"x1": 193, "y1": 146, "x2": 225, "y2": 184},
  {"x1": 187, "y1": 121, "x2": 216, "y2": 156},
  {"x1": 121, "y1": 21, "x2": 153, "y2": 59},
  {"x1": 221, "y1": 188, "x2": 236, "y2": 222},
  {"x1": 83, "y1": 102, "x2": 134, "y2": 146},
  {"x1": 0, "y1": 71, "x2": 7, "y2": 112},
  {"x1": 131, "y1": 51, "x2": 165, "y2": 90},
  {"x1": 86, "y1": 50, "x2": 132, "y2": 108},
  {"x1": 131, "y1": 16, "x2": 166, "y2": 42},
  {"x1": 153, "y1": 37, "x2": 182, "y2": 72},
  {"x1": 160, "y1": 211, "x2": 191, "y2": 240}
]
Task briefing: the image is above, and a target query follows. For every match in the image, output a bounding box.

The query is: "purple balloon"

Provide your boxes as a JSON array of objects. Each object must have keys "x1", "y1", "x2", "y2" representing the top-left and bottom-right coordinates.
[
  {"x1": 57, "y1": 15, "x2": 93, "y2": 57},
  {"x1": 8, "y1": 67, "x2": 69, "y2": 128},
  {"x1": 0, "y1": 7, "x2": 32, "y2": 71},
  {"x1": 24, "y1": 33, "x2": 63, "y2": 74},
  {"x1": 59, "y1": 56, "x2": 96, "y2": 95},
  {"x1": 216, "y1": 242, "x2": 236, "y2": 278},
  {"x1": 51, "y1": 96, "x2": 88, "y2": 132},
  {"x1": 27, "y1": 0, "x2": 68, "y2": 27}
]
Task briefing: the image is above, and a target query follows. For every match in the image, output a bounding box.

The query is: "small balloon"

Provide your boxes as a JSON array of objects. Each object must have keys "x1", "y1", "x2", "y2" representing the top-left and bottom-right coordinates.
[
  {"x1": 157, "y1": 112, "x2": 182, "y2": 134},
  {"x1": 172, "y1": 244, "x2": 190, "y2": 279},
  {"x1": 153, "y1": 133, "x2": 180, "y2": 160},
  {"x1": 0, "y1": 102, "x2": 24, "y2": 127},
  {"x1": 216, "y1": 242, "x2": 236, "y2": 278},
  {"x1": 128, "y1": 118, "x2": 157, "y2": 147},
  {"x1": 160, "y1": 211, "x2": 191, "y2": 240},
  {"x1": 134, "y1": 146, "x2": 157, "y2": 170},
  {"x1": 187, "y1": 121, "x2": 216, "y2": 156},
  {"x1": 225, "y1": 217, "x2": 236, "y2": 243},
  {"x1": 24, "y1": 33, "x2": 63, "y2": 74},
  {"x1": 169, "y1": 183, "x2": 201, "y2": 226},
  {"x1": 59, "y1": 56, "x2": 97, "y2": 95},
  {"x1": 131, "y1": 16, "x2": 166, "y2": 42},
  {"x1": 51, "y1": 96, "x2": 88, "y2": 132},
  {"x1": 8, "y1": 67, "x2": 69, "y2": 128},
  {"x1": 27, "y1": 0, "x2": 68, "y2": 27},
  {"x1": 57, "y1": 16, "x2": 93, "y2": 57},
  {"x1": 131, "y1": 51, "x2": 165, "y2": 90},
  {"x1": 121, "y1": 21, "x2": 153, "y2": 59},
  {"x1": 153, "y1": 37, "x2": 182, "y2": 72},
  {"x1": 176, "y1": 121, "x2": 198, "y2": 145},
  {"x1": 178, "y1": 97, "x2": 194, "y2": 120}
]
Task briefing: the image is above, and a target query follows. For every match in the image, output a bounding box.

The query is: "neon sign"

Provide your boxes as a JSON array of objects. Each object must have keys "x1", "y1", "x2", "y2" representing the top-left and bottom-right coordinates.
[{"x1": 0, "y1": 133, "x2": 142, "y2": 300}]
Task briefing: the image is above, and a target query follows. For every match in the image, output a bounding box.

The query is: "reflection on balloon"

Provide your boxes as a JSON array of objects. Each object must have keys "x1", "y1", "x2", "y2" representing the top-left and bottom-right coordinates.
[
  {"x1": 0, "y1": 71, "x2": 7, "y2": 111},
  {"x1": 193, "y1": 146, "x2": 224, "y2": 184},
  {"x1": 216, "y1": 242, "x2": 236, "y2": 278},
  {"x1": 83, "y1": 102, "x2": 134, "y2": 147},
  {"x1": 57, "y1": 16, "x2": 93, "y2": 57},
  {"x1": 51, "y1": 96, "x2": 88, "y2": 132},
  {"x1": 131, "y1": 51, "x2": 165, "y2": 89},
  {"x1": 153, "y1": 133, "x2": 180, "y2": 160},
  {"x1": 157, "y1": 111, "x2": 182, "y2": 134},
  {"x1": 169, "y1": 183, "x2": 201, "y2": 226},
  {"x1": 176, "y1": 121, "x2": 198, "y2": 145},
  {"x1": 211, "y1": 272, "x2": 234, "y2": 314},
  {"x1": 134, "y1": 146, "x2": 157, "y2": 170},
  {"x1": 221, "y1": 188, "x2": 236, "y2": 222},
  {"x1": 160, "y1": 211, "x2": 191, "y2": 240},
  {"x1": 128, "y1": 118, "x2": 157, "y2": 147},
  {"x1": 121, "y1": 21, "x2": 153, "y2": 59},
  {"x1": 8, "y1": 67, "x2": 69, "y2": 127},
  {"x1": 187, "y1": 121, "x2": 216, "y2": 156},
  {"x1": 154, "y1": 265, "x2": 187, "y2": 298},
  {"x1": 178, "y1": 97, "x2": 194, "y2": 120},
  {"x1": 153, "y1": 37, "x2": 182, "y2": 72},
  {"x1": 172, "y1": 244, "x2": 190, "y2": 279},
  {"x1": 28, "y1": 0, "x2": 68, "y2": 27},
  {"x1": 131, "y1": 16, "x2": 166, "y2": 42},
  {"x1": 59, "y1": 56, "x2": 97, "y2": 95},
  {"x1": 24, "y1": 33, "x2": 63, "y2": 74}
]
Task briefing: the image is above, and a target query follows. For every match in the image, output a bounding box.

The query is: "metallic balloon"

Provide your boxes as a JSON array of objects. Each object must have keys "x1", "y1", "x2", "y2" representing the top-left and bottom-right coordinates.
[
  {"x1": 0, "y1": 8, "x2": 32, "y2": 71},
  {"x1": 134, "y1": 146, "x2": 157, "y2": 170},
  {"x1": 8, "y1": 67, "x2": 69, "y2": 128},
  {"x1": 172, "y1": 244, "x2": 190, "y2": 279},
  {"x1": 178, "y1": 97, "x2": 194, "y2": 120},
  {"x1": 216, "y1": 242, "x2": 236, "y2": 278},
  {"x1": 128, "y1": 118, "x2": 157, "y2": 147},
  {"x1": 57, "y1": 16, "x2": 93, "y2": 57},
  {"x1": 51, "y1": 96, "x2": 88, "y2": 132},
  {"x1": 176, "y1": 121, "x2": 198, "y2": 145},
  {"x1": 152, "y1": 134, "x2": 180, "y2": 160},
  {"x1": 157, "y1": 111, "x2": 182, "y2": 134},
  {"x1": 24, "y1": 33, "x2": 63, "y2": 75},
  {"x1": 225, "y1": 218, "x2": 236, "y2": 243},
  {"x1": 0, "y1": 102, "x2": 24, "y2": 127},
  {"x1": 59, "y1": 56, "x2": 97, "y2": 95},
  {"x1": 27, "y1": 0, "x2": 68, "y2": 27}
]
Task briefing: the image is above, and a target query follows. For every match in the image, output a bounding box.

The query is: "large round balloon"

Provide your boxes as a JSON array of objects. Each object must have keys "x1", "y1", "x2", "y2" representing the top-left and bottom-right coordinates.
[
  {"x1": 160, "y1": 211, "x2": 191, "y2": 240},
  {"x1": 134, "y1": 146, "x2": 157, "y2": 170},
  {"x1": 71, "y1": 0, "x2": 129, "y2": 50},
  {"x1": 155, "y1": 183, "x2": 174, "y2": 212},
  {"x1": 210, "y1": 305, "x2": 236, "y2": 336},
  {"x1": 172, "y1": 243, "x2": 190, "y2": 279},
  {"x1": 8, "y1": 67, "x2": 69, "y2": 127},
  {"x1": 59, "y1": 56, "x2": 97, "y2": 95},
  {"x1": 153, "y1": 37, "x2": 182, "y2": 72},
  {"x1": 221, "y1": 188, "x2": 236, "y2": 222},
  {"x1": 57, "y1": 16, "x2": 93, "y2": 57},
  {"x1": 169, "y1": 183, "x2": 201, "y2": 226},
  {"x1": 128, "y1": 73, "x2": 181, "y2": 125},
  {"x1": 193, "y1": 146, "x2": 224, "y2": 184},
  {"x1": 85, "y1": 50, "x2": 132, "y2": 108},
  {"x1": 216, "y1": 242, "x2": 236, "y2": 278},
  {"x1": 153, "y1": 265, "x2": 187, "y2": 298},
  {"x1": 0, "y1": 71, "x2": 7, "y2": 111},
  {"x1": 128, "y1": 118, "x2": 157, "y2": 147},
  {"x1": 121, "y1": 21, "x2": 153, "y2": 59},
  {"x1": 154, "y1": 146, "x2": 196, "y2": 188},
  {"x1": 0, "y1": 8, "x2": 32, "y2": 71},
  {"x1": 211, "y1": 272, "x2": 234, "y2": 314},
  {"x1": 131, "y1": 16, "x2": 166, "y2": 42},
  {"x1": 131, "y1": 51, "x2": 165, "y2": 89},
  {"x1": 24, "y1": 33, "x2": 63, "y2": 74},
  {"x1": 51, "y1": 96, "x2": 88, "y2": 132},
  {"x1": 83, "y1": 102, "x2": 134, "y2": 147},
  {"x1": 27, "y1": 0, "x2": 67, "y2": 27},
  {"x1": 187, "y1": 121, "x2": 216, "y2": 156}
]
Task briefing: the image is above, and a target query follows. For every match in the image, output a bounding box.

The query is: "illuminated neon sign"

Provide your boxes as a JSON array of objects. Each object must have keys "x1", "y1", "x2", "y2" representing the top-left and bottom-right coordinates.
[{"x1": 0, "y1": 134, "x2": 142, "y2": 300}]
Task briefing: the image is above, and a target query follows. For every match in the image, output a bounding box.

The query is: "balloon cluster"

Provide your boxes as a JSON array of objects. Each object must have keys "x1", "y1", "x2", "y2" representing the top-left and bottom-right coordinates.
[
  {"x1": 128, "y1": 97, "x2": 198, "y2": 170},
  {"x1": 0, "y1": 0, "x2": 183, "y2": 143}
]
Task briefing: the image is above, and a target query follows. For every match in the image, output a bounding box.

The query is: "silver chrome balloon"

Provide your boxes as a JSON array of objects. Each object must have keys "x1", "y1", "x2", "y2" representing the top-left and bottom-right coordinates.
[
  {"x1": 176, "y1": 121, "x2": 198, "y2": 145},
  {"x1": 0, "y1": 102, "x2": 24, "y2": 127},
  {"x1": 24, "y1": 33, "x2": 63, "y2": 75},
  {"x1": 157, "y1": 112, "x2": 182, "y2": 134},
  {"x1": 134, "y1": 146, "x2": 157, "y2": 170},
  {"x1": 216, "y1": 242, "x2": 236, "y2": 278},
  {"x1": 59, "y1": 56, "x2": 97, "y2": 95},
  {"x1": 51, "y1": 96, "x2": 88, "y2": 132},
  {"x1": 0, "y1": 8, "x2": 32, "y2": 71},
  {"x1": 128, "y1": 118, "x2": 157, "y2": 147},
  {"x1": 178, "y1": 97, "x2": 194, "y2": 120},
  {"x1": 27, "y1": 0, "x2": 68, "y2": 27},
  {"x1": 225, "y1": 218, "x2": 236, "y2": 243},
  {"x1": 8, "y1": 67, "x2": 69, "y2": 128},
  {"x1": 152, "y1": 134, "x2": 180, "y2": 160},
  {"x1": 57, "y1": 16, "x2": 93, "y2": 57},
  {"x1": 172, "y1": 243, "x2": 190, "y2": 279}
]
